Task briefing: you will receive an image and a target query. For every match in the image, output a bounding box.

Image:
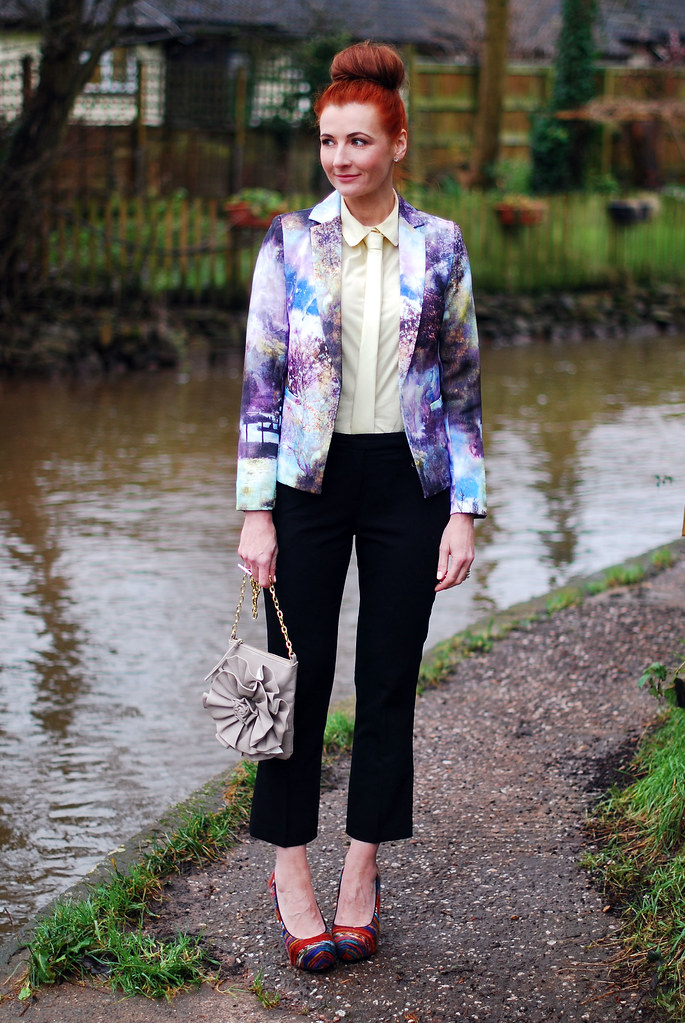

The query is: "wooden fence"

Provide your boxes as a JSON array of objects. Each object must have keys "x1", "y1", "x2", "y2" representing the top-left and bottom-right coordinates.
[
  {"x1": 5, "y1": 49, "x2": 682, "y2": 199},
  {"x1": 30, "y1": 191, "x2": 685, "y2": 306},
  {"x1": 408, "y1": 62, "x2": 685, "y2": 188}
]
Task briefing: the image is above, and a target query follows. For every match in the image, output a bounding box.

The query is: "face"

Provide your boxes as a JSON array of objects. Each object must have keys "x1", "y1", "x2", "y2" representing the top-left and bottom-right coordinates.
[{"x1": 319, "y1": 103, "x2": 407, "y2": 211}]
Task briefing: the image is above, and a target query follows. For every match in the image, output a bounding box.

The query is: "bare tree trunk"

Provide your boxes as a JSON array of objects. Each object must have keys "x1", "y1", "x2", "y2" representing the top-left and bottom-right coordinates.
[
  {"x1": 0, "y1": 0, "x2": 130, "y2": 308},
  {"x1": 470, "y1": 0, "x2": 510, "y2": 189}
]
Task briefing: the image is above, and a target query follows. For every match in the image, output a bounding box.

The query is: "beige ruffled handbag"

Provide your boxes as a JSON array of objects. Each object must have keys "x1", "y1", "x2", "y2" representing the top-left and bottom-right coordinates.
[{"x1": 202, "y1": 573, "x2": 297, "y2": 761}]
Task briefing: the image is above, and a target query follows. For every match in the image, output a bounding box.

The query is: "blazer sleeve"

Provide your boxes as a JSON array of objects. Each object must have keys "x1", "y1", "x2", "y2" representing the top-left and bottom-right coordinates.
[
  {"x1": 235, "y1": 217, "x2": 289, "y2": 510},
  {"x1": 440, "y1": 226, "x2": 486, "y2": 517}
]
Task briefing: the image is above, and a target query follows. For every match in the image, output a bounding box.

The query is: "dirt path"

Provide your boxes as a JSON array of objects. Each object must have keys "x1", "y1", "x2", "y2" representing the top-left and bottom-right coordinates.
[{"x1": 3, "y1": 552, "x2": 684, "y2": 1023}]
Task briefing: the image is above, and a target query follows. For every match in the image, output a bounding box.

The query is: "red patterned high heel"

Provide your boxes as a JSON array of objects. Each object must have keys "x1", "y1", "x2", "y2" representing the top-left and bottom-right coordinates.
[
  {"x1": 268, "y1": 873, "x2": 336, "y2": 972},
  {"x1": 331, "y1": 870, "x2": 381, "y2": 962}
]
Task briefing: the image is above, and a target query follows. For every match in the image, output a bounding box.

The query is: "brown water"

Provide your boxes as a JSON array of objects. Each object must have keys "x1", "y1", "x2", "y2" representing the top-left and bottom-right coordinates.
[{"x1": 1, "y1": 334, "x2": 684, "y2": 939}]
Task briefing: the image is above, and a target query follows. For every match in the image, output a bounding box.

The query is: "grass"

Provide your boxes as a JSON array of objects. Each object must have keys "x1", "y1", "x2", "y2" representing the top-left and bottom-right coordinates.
[
  {"x1": 250, "y1": 968, "x2": 280, "y2": 1009},
  {"x1": 652, "y1": 547, "x2": 675, "y2": 571},
  {"x1": 18, "y1": 760, "x2": 258, "y2": 1000},
  {"x1": 417, "y1": 625, "x2": 498, "y2": 692},
  {"x1": 545, "y1": 587, "x2": 583, "y2": 613},
  {"x1": 323, "y1": 708, "x2": 355, "y2": 754},
  {"x1": 25, "y1": 907, "x2": 212, "y2": 999},
  {"x1": 14, "y1": 545, "x2": 681, "y2": 1003},
  {"x1": 603, "y1": 563, "x2": 646, "y2": 588},
  {"x1": 41, "y1": 190, "x2": 685, "y2": 304},
  {"x1": 583, "y1": 705, "x2": 685, "y2": 1018}
]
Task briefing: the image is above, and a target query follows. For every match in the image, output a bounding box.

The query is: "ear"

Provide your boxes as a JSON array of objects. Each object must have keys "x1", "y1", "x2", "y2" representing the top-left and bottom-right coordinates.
[{"x1": 394, "y1": 129, "x2": 408, "y2": 163}]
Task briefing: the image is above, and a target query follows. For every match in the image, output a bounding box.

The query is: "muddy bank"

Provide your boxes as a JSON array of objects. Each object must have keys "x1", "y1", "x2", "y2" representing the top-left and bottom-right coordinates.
[
  {"x1": 476, "y1": 283, "x2": 685, "y2": 347},
  {"x1": 1, "y1": 283, "x2": 684, "y2": 373}
]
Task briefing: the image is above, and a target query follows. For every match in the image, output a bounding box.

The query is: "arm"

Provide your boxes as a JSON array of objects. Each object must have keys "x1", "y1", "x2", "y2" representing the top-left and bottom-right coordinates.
[
  {"x1": 235, "y1": 216, "x2": 289, "y2": 512},
  {"x1": 439, "y1": 225, "x2": 486, "y2": 519},
  {"x1": 435, "y1": 225, "x2": 484, "y2": 590}
]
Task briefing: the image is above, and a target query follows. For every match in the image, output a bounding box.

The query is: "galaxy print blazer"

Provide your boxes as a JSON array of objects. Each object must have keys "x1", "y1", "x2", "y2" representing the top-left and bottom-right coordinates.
[{"x1": 236, "y1": 190, "x2": 486, "y2": 517}]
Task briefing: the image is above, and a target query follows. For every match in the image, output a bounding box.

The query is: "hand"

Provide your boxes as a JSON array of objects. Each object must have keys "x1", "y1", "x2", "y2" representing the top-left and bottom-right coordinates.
[
  {"x1": 435, "y1": 513, "x2": 474, "y2": 592},
  {"x1": 238, "y1": 511, "x2": 278, "y2": 588}
]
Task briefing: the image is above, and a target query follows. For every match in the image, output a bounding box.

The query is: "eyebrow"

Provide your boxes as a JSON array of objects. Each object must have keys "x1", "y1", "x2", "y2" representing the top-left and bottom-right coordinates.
[{"x1": 319, "y1": 131, "x2": 374, "y2": 140}]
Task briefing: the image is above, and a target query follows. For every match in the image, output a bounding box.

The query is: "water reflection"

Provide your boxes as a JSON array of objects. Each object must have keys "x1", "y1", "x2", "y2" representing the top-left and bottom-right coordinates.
[{"x1": 0, "y1": 334, "x2": 683, "y2": 938}]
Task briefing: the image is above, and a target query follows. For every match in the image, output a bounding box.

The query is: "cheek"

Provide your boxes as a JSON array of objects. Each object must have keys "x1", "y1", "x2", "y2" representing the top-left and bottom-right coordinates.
[{"x1": 366, "y1": 155, "x2": 390, "y2": 179}]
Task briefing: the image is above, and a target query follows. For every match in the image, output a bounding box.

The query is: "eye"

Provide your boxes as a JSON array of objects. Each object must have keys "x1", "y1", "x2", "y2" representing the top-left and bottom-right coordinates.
[
  {"x1": 320, "y1": 137, "x2": 334, "y2": 147},
  {"x1": 351, "y1": 137, "x2": 368, "y2": 147}
]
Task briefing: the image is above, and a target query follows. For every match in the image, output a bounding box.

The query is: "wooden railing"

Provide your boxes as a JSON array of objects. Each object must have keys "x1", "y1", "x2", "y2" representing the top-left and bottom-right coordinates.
[{"x1": 31, "y1": 191, "x2": 685, "y2": 306}]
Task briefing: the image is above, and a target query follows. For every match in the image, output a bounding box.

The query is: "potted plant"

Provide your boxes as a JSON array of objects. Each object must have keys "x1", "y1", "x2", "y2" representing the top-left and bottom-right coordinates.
[
  {"x1": 494, "y1": 194, "x2": 548, "y2": 227},
  {"x1": 225, "y1": 189, "x2": 286, "y2": 229}
]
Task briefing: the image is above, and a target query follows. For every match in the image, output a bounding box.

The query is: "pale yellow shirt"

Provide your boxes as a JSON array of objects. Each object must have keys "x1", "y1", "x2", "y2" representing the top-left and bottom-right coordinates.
[{"x1": 334, "y1": 194, "x2": 404, "y2": 434}]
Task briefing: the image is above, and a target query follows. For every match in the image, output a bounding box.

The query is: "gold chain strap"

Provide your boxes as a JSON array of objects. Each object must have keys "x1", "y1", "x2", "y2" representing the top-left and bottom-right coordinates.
[
  {"x1": 231, "y1": 573, "x2": 295, "y2": 660},
  {"x1": 269, "y1": 584, "x2": 295, "y2": 659}
]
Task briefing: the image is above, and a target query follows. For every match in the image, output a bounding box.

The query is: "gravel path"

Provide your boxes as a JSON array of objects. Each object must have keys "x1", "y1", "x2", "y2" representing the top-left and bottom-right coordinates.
[{"x1": 2, "y1": 551, "x2": 684, "y2": 1023}]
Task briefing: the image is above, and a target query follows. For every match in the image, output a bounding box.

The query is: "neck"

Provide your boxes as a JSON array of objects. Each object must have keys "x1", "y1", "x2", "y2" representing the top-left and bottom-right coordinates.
[{"x1": 343, "y1": 187, "x2": 396, "y2": 227}]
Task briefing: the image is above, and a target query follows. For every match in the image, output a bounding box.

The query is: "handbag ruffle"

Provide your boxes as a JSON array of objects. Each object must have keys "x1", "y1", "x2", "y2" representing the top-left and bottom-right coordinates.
[{"x1": 203, "y1": 638, "x2": 296, "y2": 761}]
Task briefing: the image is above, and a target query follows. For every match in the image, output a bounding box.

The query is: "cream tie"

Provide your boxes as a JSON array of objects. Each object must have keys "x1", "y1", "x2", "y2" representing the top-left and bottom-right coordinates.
[{"x1": 351, "y1": 229, "x2": 384, "y2": 433}]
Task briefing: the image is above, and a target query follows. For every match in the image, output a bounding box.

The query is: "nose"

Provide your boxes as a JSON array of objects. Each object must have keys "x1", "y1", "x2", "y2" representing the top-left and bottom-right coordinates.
[{"x1": 332, "y1": 144, "x2": 350, "y2": 168}]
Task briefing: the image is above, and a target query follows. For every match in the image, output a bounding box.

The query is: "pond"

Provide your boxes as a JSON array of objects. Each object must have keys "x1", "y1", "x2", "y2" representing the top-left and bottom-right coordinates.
[{"x1": 0, "y1": 332, "x2": 683, "y2": 939}]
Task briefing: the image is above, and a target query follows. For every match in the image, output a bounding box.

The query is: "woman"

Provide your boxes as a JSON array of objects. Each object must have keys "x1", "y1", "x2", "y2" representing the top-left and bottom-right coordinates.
[{"x1": 237, "y1": 41, "x2": 486, "y2": 971}]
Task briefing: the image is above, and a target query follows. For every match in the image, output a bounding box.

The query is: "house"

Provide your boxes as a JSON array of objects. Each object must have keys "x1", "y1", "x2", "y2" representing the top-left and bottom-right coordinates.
[{"x1": 0, "y1": 0, "x2": 682, "y2": 194}]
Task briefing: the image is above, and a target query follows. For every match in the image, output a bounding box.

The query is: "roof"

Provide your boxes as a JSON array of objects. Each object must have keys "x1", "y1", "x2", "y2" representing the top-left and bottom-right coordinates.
[{"x1": 2, "y1": 0, "x2": 683, "y2": 58}]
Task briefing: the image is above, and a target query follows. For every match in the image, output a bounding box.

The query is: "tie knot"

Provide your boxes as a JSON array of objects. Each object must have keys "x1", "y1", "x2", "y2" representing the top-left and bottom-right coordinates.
[{"x1": 364, "y1": 231, "x2": 384, "y2": 251}]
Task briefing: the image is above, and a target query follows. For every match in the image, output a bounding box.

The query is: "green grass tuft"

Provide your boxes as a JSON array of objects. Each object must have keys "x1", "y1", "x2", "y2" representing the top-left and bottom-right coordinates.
[
  {"x1": 20, "y1": 764, "x2": 255, "y2": 1001},
  {"x1": 418, "y1": 624, "x2": 498, "y2": 692},
  {"x1": 603, "y1": 563, "x2": 646, "y2": 588},
  {"x1": 251, "y1": 968, "x2": 280, "y2": 1008},
  {"x1": 651, "y1": 548, "x2": 675, "y2": 571},
  {"x1": 546, "y1": 588, "x2": 583, "y2": 613},
  {"x1": 584, "y1": 706, "x2": 685, "y2": 1018},
  {"x1": 323, "y1": 709, "x2": 355, "y2": 754}
]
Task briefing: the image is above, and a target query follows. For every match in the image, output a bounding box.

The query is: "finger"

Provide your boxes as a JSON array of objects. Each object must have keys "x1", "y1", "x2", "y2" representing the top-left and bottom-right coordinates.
[
  {"x1": 436, "y1": 565, "x2": 460, "y2": 591},
  {"x1": 436, "y1": 545, "x2": 449, "y2": 582},
  {"x1": 436, "y1": 558, "x2": 472, "y2": 592},
  {"x1": 255, "y1": 562, "x2": 272, "y2": 588}
]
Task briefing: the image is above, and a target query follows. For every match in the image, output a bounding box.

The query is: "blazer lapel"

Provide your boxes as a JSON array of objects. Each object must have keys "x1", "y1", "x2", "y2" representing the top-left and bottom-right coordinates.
[
  {"x1": 310, "y1": 196, "x2": 343, "y2": 378},
  {"x1": 398, "y1": 211, "x2": 426, "y2": 384}
]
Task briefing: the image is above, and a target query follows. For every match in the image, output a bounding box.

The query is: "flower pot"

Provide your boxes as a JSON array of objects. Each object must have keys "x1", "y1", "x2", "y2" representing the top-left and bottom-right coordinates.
[
  {"x1": 607, "y1": 200, "x2": 652, "y2": 226},
  {"x1": 494, "y1": 202, "x2": 546, "y2": 228},
  {"x1": 226, "y1": 202, "x2": 277, "y2": 229}
]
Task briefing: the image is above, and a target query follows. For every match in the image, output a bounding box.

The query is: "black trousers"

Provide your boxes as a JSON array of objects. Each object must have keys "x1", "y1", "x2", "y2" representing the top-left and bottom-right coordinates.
[{"x1": 249, "y1": 432, "x2": 450, "y2": 847}]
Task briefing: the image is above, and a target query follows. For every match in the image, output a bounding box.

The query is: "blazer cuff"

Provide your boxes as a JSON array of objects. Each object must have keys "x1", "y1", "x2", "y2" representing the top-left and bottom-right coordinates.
[{"x1": 236, "y1": 458, "x2": 277, "y2": 511}]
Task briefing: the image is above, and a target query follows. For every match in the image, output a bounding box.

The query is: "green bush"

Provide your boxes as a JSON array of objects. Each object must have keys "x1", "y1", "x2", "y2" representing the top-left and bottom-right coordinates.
[
  {"x1": 531, "y1": 0, "x2": 598, "y2": 193},
  {"x1": 530, "y1": 114, "x2": 572, "y2": 193}
]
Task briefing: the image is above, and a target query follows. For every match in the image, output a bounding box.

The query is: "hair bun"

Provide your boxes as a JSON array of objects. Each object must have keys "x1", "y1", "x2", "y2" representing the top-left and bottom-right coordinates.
[{"x1": 330, "y1": 41, "x2": 406, "y2": 92}]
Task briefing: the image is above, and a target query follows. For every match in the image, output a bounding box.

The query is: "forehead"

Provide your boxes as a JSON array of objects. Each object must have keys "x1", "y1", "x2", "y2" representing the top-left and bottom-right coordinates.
[{"x1": 319, "y1": 102, "x2": 385, "y2": 137}]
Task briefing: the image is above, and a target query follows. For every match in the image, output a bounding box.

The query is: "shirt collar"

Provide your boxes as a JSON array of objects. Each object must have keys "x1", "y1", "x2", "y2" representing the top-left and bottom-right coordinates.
[{"x1": 340, "y1": 191, "x2": 399, "y2": 248}]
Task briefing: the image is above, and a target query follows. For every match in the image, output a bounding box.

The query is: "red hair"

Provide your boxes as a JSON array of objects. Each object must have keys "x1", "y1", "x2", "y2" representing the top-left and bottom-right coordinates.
[{"x1": 314, "y1": 42, "x2": 408, "y2": 140}]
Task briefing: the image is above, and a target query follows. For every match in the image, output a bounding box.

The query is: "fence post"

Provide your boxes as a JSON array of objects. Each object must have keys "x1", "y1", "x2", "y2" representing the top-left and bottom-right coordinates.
[
  {"x1": 233, "y1": 64, "x2": 247, "y2": 194},
  {"x1": 21, "y1": 55, "x2": 32, "y2": 111},
  {"x1": 405, "y1": 46, "x2": 421, "y2": 187},
  {"x1": 135, "y1": 58, "x2": 147, "y2": 195}
]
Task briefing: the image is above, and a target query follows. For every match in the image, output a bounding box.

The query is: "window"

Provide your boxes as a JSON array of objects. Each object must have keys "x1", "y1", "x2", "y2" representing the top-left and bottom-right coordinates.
[{"x1": 83, "y1": 49, "x2": 138, "y2": 94}]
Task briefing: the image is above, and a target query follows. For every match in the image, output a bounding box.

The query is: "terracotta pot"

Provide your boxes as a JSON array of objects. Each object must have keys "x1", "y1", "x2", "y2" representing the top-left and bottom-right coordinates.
[
  {"x1": 494, "y1": 203, "x2": 546, "y2": 227},
  {"x1": 226, "y1": 202, "x2": 276, "y2": 229}
]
